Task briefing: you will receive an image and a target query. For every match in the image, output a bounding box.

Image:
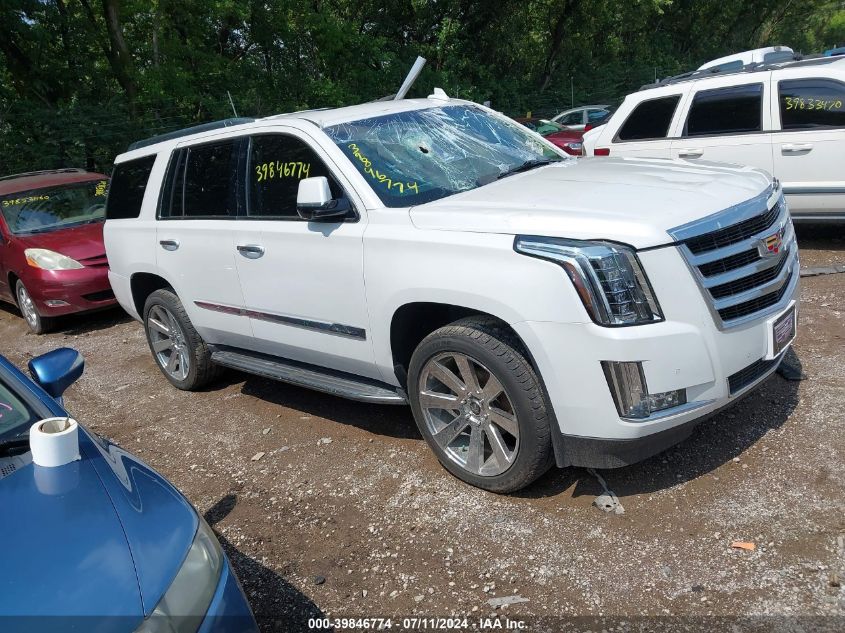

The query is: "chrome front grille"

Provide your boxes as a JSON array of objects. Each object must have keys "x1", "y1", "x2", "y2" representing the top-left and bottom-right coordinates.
[{"x1": 669, "y1": 186, "x2": 798, "y2": 329}]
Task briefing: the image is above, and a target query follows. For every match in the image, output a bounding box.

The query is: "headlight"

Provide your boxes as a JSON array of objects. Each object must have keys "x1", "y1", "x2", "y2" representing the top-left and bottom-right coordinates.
[
  {"x1": 563, "y1": 142, "x2": 583, "y2": 152},
  {"x1": 24, "y1": 248, "x2": 84, "y2": 270},
  {"x1": 514, "y1": 236, "x2": 663, "y2": 326},
  {"x1": 135, "y1": 518, "x2": 224, "y2": 633}
]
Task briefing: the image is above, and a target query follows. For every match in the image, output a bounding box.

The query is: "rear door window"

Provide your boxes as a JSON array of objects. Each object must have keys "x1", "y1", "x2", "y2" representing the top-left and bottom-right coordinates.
[
  {"x1": 616, "y1": 95, "x2": 681, "y2": 141},
  {"x1": 685, "y1": 84, "x2": 763, "y2": 137},
  {"x1": 161, "y1": 139, "x2": 243, "y2": 219},
  {"x1": 778, "y1": 78, "x2": 845, "y2": 129},
  {"x1": 106, "y1": 155, "x2": 155, "y2": 219}
]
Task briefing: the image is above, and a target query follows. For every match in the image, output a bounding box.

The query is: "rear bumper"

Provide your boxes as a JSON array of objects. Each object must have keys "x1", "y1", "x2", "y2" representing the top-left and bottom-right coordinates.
[
  {"x1": 198, "y1": 561, "x2": 259, "y2": 633},
  {"x1": 23, "y1": 266, "x2": 116, "y2": 316}
]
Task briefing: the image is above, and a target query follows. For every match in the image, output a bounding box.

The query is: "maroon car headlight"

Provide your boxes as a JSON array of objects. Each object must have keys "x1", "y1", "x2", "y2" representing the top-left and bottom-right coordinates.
[{"x1": 25, "y1": 248, "x2": 84, "y2": 271}]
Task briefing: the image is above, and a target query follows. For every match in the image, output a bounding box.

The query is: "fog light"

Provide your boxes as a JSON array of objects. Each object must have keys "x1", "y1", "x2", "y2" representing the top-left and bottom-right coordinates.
[
  {"x1": 601, "y1": 361, "x2": 687, "y2": 419},
  {"x1": 45, "y1": 300, "x2": 70, "y2": 307}
]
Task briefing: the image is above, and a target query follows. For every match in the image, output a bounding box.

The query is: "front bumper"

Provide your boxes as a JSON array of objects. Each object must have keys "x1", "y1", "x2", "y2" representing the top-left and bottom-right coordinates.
[
  {"x1": 197, "y1": 561, "x2": 259, "y2": 633},
  {"x1": 22, "y1": 265, "x2": 116, "y2": 316},
  {"x1": 513, "y1": 244, "x2": 800, "y2": 468}
]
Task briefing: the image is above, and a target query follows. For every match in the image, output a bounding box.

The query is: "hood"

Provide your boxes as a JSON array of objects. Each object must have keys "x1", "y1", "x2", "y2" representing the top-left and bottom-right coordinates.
[
  {"x1": 410, "y1": 157, "x2": 772, "y2": 249},
  {"x1": 81, "y1": 430, "x2": 199, "y2": 617},
  {"x1": 0, "y1": 440, "x2": 143, "y2": 626},
  {"x1": 13, "y1": 221, "x2": 106, "y2": 262},
  {"x1": 0, "y1": 428, "x2": 199, "y2": 624}
]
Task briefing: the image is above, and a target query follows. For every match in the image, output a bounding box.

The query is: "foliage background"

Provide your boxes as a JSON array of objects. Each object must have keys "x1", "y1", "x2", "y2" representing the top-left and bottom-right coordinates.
[{"x1": 1, "y1": 0, "x2": 844, "y2": 173}]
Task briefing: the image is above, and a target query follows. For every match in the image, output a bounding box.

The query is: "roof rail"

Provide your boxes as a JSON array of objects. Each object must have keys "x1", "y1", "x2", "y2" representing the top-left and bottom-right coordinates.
[
  {"x1": 0, "y1": 168, "x2": 87, "y2": 182},
  {"x1": 640, "y1": 53, "x2": 844, "y2": 91},
  {"x1": 127, "y1": 117, "x2": 255, "y2": 151}
]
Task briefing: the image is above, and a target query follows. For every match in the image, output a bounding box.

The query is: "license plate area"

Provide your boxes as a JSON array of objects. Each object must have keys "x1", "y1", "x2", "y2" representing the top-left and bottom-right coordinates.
[{"x1": 767, "y1": 302, "x2": 797, "y2": 359}]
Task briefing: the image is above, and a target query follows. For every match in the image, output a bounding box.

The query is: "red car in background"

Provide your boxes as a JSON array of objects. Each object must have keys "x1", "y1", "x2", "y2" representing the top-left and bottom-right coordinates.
[
  {"x1": 514, "y1": 117, "x2": 585, "y2": 156},
  {"x1": 0, "y1": 169, "x2": 116, "y2": 333}
]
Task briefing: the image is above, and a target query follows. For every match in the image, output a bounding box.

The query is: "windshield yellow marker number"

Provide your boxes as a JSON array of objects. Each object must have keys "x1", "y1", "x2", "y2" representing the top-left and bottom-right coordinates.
[
  {"x1": 348, "y1": 144, "x2": 419, "y2": 195},
  {"x1": 2, "y1": 195, "x2": 50, "y2": 208},
  {"x1": 255, "y1": 161, "x2": 311, "y2": 183},
  {"x1": 94, "y1": 180, "x2": 108, "y2": 196}
]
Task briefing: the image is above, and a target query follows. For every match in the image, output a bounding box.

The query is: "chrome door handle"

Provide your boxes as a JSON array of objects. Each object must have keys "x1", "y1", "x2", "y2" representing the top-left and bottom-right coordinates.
[
  {"x1": 781, "y1": 143, "x2": 813, "y2": 154},
  {"x1": 678, "y1": 148, "x2": 703, "y2": 158},
  {"x1": 159, "y1": 239, "x2": 180, "y2": 251},
  {"x1": 237, "y1": 244, "x2": 265, "y2": 259}
]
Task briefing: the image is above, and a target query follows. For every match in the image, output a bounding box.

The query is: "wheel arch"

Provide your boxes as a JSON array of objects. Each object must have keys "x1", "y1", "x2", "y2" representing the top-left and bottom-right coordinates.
[
  {"x1": 8, "y1": 271, "x2": 20, "y2": 305},
  {"x1": 388, "y1": 302, "x2": 536, "y2": 387},
  {"x1": 388, "y1": 301, "x2": 568, "y2": 469},
  {"x1": 130, "y1": 272, "x2": 173, "y2": 318}
]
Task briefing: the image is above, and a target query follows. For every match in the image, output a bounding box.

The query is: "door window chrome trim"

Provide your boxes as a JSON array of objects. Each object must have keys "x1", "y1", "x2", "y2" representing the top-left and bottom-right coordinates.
[{"x1": 194, "y1": 301, "x2": 366, "y2": 340}]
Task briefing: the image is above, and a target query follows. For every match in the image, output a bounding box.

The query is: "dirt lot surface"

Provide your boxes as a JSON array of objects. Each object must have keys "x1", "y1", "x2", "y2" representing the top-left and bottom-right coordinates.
[{"x1": 1, "y1": 226, "x2": 843, "y2": 632}]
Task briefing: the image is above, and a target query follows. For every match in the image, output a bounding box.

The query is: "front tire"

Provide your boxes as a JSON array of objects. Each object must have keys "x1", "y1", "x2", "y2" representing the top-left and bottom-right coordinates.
[
  {"x1": 408, "y1": 316, "x2": 553, "y2": 493},
  {"x1": 143, "y1": 289, "x2": 219, "y2": 390},
  {"x1": 16, "y1": 280, "x2": 53, "y2": 334}
]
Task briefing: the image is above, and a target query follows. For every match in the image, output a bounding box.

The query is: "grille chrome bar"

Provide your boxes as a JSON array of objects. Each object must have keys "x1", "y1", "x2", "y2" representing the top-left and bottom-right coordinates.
[
  {"x1": 711, "y1": 251, "x2": 795, "y2": 310},
  {"x1": 669, "y1": 185, "x2": 798, "y2": 330}
]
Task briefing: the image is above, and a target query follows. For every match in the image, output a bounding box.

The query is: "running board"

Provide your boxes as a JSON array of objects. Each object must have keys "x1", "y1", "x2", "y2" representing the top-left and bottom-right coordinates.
[{"x1": 210, "y1": 348, "x2": 407, "y2": 405}]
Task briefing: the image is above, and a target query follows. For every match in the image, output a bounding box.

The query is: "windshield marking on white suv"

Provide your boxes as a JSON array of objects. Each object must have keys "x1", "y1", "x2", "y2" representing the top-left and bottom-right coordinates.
[{"x1": 325, "y1": 104, "x2": 564, "y2": 207}]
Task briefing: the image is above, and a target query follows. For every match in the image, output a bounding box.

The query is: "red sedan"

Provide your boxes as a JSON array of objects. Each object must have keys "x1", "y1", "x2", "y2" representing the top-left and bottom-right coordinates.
[
  {"x1": 0, "y1": 169, "x2": 116, "y2": 333},
  {"x1": 514, "y1": 117, "x2": 585, "y2": 156}
]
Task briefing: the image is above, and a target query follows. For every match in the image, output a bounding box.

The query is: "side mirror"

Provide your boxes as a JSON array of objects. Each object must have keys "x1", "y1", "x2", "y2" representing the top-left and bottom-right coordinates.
[
  {"x1": 28, "y1": 348, "x2": 84, "y2": 400},
  {"x1": 296, "y1": 176, "x2": 350, "y2": 222}
]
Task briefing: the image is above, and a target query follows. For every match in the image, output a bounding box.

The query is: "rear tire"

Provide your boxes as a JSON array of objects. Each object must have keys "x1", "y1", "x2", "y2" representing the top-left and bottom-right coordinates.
[
  {"x1": 16, "y1": 280, "x2": 53, "y2": 334},
  {"x1": 143, "y1": 289, "x2": 220, "y2": 390},
  {"x1": 408, "y1": 316, "x2": 553, "y2": 493}
]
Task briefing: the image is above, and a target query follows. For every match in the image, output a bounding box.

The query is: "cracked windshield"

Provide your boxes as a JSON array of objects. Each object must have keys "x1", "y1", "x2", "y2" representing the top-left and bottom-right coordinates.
[{"x1": 326, "y1": 105, "x2": 564, "y2": 206}]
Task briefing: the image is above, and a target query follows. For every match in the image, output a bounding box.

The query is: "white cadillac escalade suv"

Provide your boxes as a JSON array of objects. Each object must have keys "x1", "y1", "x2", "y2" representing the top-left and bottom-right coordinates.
[{"x1": 104, "y1": 94, "x2": 799, "y2": 493}]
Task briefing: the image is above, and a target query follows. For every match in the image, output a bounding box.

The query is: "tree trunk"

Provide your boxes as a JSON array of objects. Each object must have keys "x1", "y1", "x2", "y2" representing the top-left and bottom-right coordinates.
[
  {"x1": 539, "y1": 0, "x2": 576, "y2": 92},
  {"x1": 79, "y1": 0, "x2": 138, "y2": 118}
]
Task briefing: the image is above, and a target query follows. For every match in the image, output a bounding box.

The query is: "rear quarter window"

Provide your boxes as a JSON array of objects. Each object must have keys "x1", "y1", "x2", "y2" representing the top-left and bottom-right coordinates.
[
  {"x1": 106, "y1": 155, "x2": 156, "y2": 220},
  {"x1": 616, "y1": 95, "x2": 681, "y2": 141}
]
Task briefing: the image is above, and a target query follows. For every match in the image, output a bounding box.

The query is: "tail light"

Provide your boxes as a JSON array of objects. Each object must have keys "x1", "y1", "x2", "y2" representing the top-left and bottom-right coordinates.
[{"x1": 595, "y1": 148, "x2": 611, "y2": 156}]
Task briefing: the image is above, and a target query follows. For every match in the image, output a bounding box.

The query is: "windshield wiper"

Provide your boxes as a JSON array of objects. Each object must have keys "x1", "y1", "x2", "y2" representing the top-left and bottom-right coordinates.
[
  {"x1": 0, "y1": 437, "x2": 29, "y2": 457},
  {"x1": 495, "y1": 158, "x2": 557, "y2": 181}
]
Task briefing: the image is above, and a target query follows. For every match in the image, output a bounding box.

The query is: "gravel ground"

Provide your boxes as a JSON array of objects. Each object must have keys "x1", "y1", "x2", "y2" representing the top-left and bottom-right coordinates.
[{"x1": 1, "y1": 225, "x2": 843, "y2": 632}]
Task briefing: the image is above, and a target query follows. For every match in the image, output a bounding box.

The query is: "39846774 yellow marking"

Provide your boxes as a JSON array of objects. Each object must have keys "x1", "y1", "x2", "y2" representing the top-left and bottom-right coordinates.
[{"x1": 254, "y1": 161, "x2": 311, "y2": 183}]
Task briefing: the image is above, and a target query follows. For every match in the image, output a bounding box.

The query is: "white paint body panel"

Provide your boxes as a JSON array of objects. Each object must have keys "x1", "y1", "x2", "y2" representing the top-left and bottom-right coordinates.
[{"x1": 105, "y1": 96, "x2": 797, "y2": 450}]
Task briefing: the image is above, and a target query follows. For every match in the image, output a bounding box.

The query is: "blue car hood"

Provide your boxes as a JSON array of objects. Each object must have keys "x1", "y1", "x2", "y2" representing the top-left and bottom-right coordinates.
[
  {"x1": 81, "y1": 429, "x2": 199, "y2": 616},
  {"x1": 0, "y1": 429, "x2": 198, "y2": 626},
  {"x1": 1, "y1": 441, "x2": 143, "y2": 628}
]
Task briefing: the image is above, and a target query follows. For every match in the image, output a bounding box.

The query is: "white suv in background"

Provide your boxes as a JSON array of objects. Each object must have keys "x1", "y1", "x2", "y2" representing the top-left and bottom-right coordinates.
[
  {"x1": 583, "y1": 55, "x2": 845, "y2": 221},
  {"x1": 104, "y1": 95, "x2": 799, "y2": 493}
]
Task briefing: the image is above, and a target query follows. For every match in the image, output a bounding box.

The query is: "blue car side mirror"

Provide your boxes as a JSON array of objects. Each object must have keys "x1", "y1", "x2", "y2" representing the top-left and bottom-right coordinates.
[{"x1": 28, "y1": 348, "x2": 85, "y2": 399}]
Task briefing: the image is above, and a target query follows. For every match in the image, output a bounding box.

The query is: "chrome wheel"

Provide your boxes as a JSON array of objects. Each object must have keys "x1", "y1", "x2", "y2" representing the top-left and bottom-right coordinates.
[
  {"x1": 17, "y1": 284, "x2": 39, "y2": 330},
  {"x1": 418, "y1": 352, "x2": 519, "y2": 477},
  {"x1": 147, "y1": 305, "x2": 190, "y2": 381}
]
